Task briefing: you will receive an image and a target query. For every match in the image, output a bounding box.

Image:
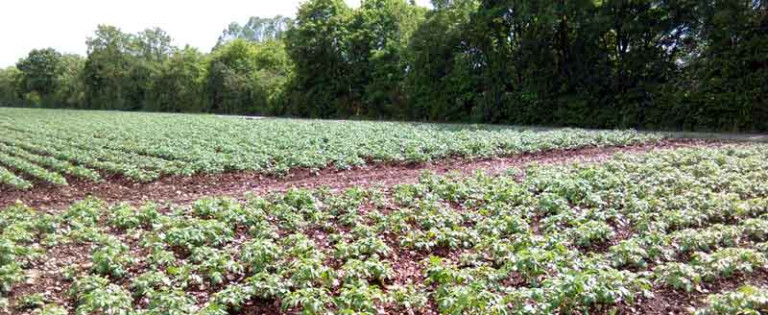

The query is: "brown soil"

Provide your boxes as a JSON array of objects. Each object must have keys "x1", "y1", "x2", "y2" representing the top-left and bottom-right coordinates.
[
  {"x1": 0, "y1": 140, "x2": 719, "y2": 211},
  {"x1": 8, "y1": 244, "x2": 90, "y2": 314}
]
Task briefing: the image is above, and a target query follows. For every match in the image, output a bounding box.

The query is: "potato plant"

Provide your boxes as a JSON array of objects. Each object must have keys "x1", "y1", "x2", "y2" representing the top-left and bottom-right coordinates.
[
  {"x1": 1, "y1": 145, "x2": 767, "y2": 314},
  {"x1": 695, "y1": 285, "x2": 768, "y2": 315},
  {"x1": 0, "y1": 107, "x2": 661, "y2": 188}
]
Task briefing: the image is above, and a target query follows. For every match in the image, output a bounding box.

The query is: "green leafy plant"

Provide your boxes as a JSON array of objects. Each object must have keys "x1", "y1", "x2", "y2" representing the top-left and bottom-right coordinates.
[
  {"x1": 0, "y1": 263, "x2": 24, "y2": 293},
  {"x1": 68, "y1": 276, "x2": 132, "y2": 315},
  {"x1": 162, "y1": 219, "x2": 234, "y2": 249},
  {"x1": 189, "y1": 247, "x2": 243, "y2": 285},
  {"x1": 340, "y1": 257, "x2": 394, "y2": 284},
  {"x1": 571, "y1": 220, "x2": 615, "y2": 247},
  {"x1": 335, "y1": 282, "x2": 388, "y2": 313},
  {"x1": 211, "y1": 284, "x2": 254, "y2": 311},
  {"x1": 145, "y1": 290, "x2": 199, "y2": 314},
  {"x1": 336, "y1": 236, "x2": 392, "y2": 259},
  {"x1": 282, "y1": 287, "x2": 333, "y2": 315},
  {"x1": 694, "y1": 285, "x2": 768, "y2": 315},
  {"x1": 246, "y1": 272, "x2": 288, "y2": 299},
  {"x1": 130, "y1": 271, "x2": 172, "y2": 297},
  {"x1": 16, "y1": 292, "x2": 47, "y2": 310},
  {"x1": 653, "y1": 262, "x2": 702, "y2": 292},
  {"x1": 387, "y1": 284, "x2": 429, "y2": 312},
  {"x1": 241, "y1": 238, "x2": 282, "y2": 273},
  {"x1": 90, "y1": 240, "x2": 135, "y2": 278},
  {"x1": 32, "y1": 304, "x2": 68, "y2": 315},
  {"x1": 693, "y1": 248, "x2": 767, "y2": 281}
]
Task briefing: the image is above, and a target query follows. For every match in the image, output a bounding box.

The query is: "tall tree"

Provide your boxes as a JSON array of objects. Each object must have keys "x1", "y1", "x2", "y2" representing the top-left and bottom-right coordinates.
[
  {"x1": 217, "y1": 16, "x2": 293, "y2": 46},
  {"x1": 405, "y1": 0, "x2": 478, "y2": 121},
  {"x1": 0, "y1": 67, "x2": 23, "y2": 107},
  {"x1": 136, "y1": 28, "x2": 174, "y2": 62},
  {"x1": 83, "y1": 25, "x2": 136, "y2": 110},
  {"x1": 285, "y1": 0, "x2": 352, "y2": 117},
  {"x1": 207, "y1": 39, "x2": 292, "y2": 115},
  {"x1": 1, "y1": 2, "x2": 764, "y2": 132},
  {"x1": 147, "y1": 46, "x2": 208, "y2": 113},
  {"x1": 591, "y1": 0, "x2": 695, "y2": 128},
  {"x1": 348, "y1": 0, "x2": 426, "y2": 117},
  {"x1": 16, "y1": 48, "x2": 63, "y2": 105},
  {"x1": 83, "y1": 25, "x2": 175, "y2": 110},
  {"x1": 54, "y1": 54, "x2": 86, "y2": 108},
  {"x1": 127, "y1": 28, "x2": 174, "y2": 110},
  {"x1": 681, "y1": 0, "x2": 768, "y2": 131},
  {"x1": 462, "y1": 0, "x2": 597, "y2": 125}
]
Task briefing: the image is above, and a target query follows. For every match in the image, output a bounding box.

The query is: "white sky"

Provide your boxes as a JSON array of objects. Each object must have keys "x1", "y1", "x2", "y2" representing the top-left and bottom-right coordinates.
[{"x1": 0, "y1": 0, "x2": 431, "y2": 67}]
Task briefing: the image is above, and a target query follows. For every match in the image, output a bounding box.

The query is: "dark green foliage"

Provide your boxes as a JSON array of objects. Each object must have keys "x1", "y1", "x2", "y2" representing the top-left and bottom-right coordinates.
[
  {"x1": 207, "y1": 39, "x2": 292, "y2": 115},
  {"x1": 145, "y1": 46, "x2": 207, "y2": 113},
  {"x1": 0, "y1": 1, "x2": 765, "y2": 131},
  {"x1": 0, "y1": 67, "x2": 23, "y2": 107},
  {"x1": 82, "y1": 25, "x2": 141, "y2": 110},
  {"x1": 676, "y1": 0, "x2": 768, "y2": 131},
  {"x1": 284, "y1": 0, "x2": 353, "y2": 118},
  {"x1": 15, "y1": 48, "x2": 63, "y2": 106},
  {"x1": 346, "y1": 0, "x2": 426, "y2": 118},
  {"x1": 404, "y1": 0, "x2": 479, "y2": 122}
]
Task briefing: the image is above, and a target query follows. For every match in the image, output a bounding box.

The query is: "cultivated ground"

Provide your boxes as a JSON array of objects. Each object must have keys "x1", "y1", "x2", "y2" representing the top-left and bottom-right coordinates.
[
  {"x1": 0, "y1": 139, "x2": 707, "y2": 210},
  {"x1": 0, "y1": 108, "x2": 661, "y2": 188},
  {"x1": 1, "y1": 108, "x2": 767, "y2": 315}
]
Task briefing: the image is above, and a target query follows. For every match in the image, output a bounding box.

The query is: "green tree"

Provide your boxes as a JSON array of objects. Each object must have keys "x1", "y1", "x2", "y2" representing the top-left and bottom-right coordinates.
[
  {"x1": 136, "y1": 28, "x2": 174, "y2": 62},
  {"x1": 54, "y1": 54, "x2": 87, "y2": 108},
  {"x1": 207, "y1": 39, "x2": 292, "y2": 115},
  {"x1": 217, "y1": 16, "x2": 293, "y2": 46},
  {"x1": 83, "y1": 25, "x2": 136, "y2": 110},
  {"x1": 0, "y1": 67, "x2": 23, "y2": 106},
  {"x1": 1, "y1": 1, "x2": 764, "y2": 132},
  {"x1": 589, "y1": 0, "x2": 695, "y2": 128},
  {"x1": 16, "y1": 48, "x2": 63, "y2": 105},
  {"x1": 127, "y1": 28, "x2": 174, "y2": 110},
  {"x1": 347, "y1": 0, "x2": 426, "y2": 118},
  {"x1": 285, "y1": 0, "x2": 352, "y2": 117},
  {"x1": 405, "y1": 0, "x2": 478, "y2": 121},
  {"x1": 248, "y1": 40, "x2": 293, "y2": 115},
  {"x1": 461, "y1": 0, "x2": 599, "y2": 125},
  {"x1": 679, "y1": 0, "x2": 768, "y2": 131},
  {"x1": 147, "y1": 46, "x2": 208, "y2": 112},
  {"x1": 83, "y1": 25, "x2": 175, "y2": 110}
]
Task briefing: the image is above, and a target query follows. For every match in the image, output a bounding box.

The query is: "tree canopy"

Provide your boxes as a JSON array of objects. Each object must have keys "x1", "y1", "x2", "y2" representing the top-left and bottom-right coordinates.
[{"x1": 0, "y1": 0, "x2": 765, "y2": 131}]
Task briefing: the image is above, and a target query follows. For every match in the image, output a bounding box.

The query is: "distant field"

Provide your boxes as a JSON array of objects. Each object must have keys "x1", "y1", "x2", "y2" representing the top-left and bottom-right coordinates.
[{"x1": 0, "y1": 108, "x2": 661, "y2": 189}]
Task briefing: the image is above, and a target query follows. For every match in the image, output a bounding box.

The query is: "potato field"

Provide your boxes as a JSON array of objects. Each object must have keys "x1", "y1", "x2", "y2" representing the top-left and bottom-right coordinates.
[
  {"x1": 0, "y1": 108, "x2": 660, "y2": 189},
  {"x1": 0, "y1": 108, "x2": 766, "y2": 314}
]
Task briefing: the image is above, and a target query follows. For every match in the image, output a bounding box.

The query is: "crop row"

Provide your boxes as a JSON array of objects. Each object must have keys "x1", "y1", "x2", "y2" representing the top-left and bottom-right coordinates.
[
  {"x1": 0, "y1": 166, "x2": 31, "y2": 190},
  {"x1": 0, "y1": 108, "x2": 662, "y2": 188},
  {"x1": 0, "y1": 136, "x2": 158, "y2": 183},
  {"x1": 0, "y1": 151, "x2": 67, "y2": 186},
  {"x1": 0, "y1": 142, "x2": 101, "y2": 182},
  {"x1": 3, "y1": 145, "x2": 767, "y2": 314}
]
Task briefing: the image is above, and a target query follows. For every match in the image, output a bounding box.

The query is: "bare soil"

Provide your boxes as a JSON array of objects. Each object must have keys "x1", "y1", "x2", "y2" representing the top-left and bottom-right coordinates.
[{"x1": 0, "y1": 140, "x2": 719, "y2": 211}]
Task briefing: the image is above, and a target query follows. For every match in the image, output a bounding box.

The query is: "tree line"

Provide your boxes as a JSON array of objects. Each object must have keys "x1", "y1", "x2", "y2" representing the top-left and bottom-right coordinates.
[{"x1": 1, "y1": 0, "x2": 766, "y2": 131}]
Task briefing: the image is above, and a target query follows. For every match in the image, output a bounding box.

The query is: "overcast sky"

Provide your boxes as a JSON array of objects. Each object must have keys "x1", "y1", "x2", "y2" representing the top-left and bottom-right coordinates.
[{"x1": 1, "y1": 0, "x2": 431, "y2": 67}]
